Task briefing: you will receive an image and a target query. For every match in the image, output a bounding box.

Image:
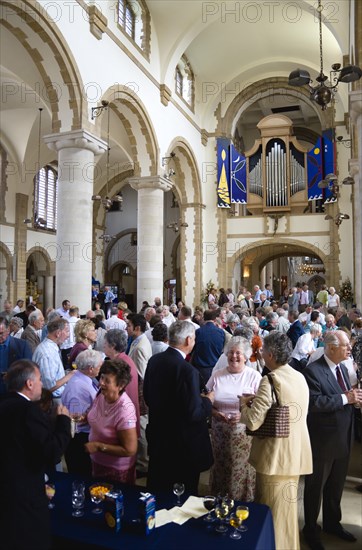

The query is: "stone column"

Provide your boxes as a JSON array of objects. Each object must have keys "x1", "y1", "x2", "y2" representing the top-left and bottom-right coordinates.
[
  {"x1": 44, "y1": 130, "x2": 107, "y2": 315},
  {"x1": 128, "y1": 176, "x2": 173, "y2": 311},
  {"x1": 15, "y1": 193, "x2": 28, "y2": 302},
  {"x1": 266, "y1": 261, "x2": 273, "y2": 288},
  {"x1": 44, "y1": 275, "x2": 54, "y2": 312},
  {"x1": 183, "y1": 202, "x2": 204, "y2": 308},
  {"x1": 349, "y1": 91, "x2": 362, "y2": 307}
]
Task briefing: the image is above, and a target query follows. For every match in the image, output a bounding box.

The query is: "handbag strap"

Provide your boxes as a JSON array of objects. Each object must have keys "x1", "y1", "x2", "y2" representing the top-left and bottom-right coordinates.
[{"x1": 266, "y1": 374, "x2": 280, "y2": 406}]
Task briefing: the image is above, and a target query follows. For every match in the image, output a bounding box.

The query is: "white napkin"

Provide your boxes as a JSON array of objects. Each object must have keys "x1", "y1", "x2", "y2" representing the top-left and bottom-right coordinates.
[{"x1": 180, "y1": 496, "x2": 207, "y2": 519}]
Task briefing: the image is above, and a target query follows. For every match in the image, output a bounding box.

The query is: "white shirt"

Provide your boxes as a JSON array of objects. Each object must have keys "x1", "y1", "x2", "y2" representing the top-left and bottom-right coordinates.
[
  {"x1": 56, "y1": 307, "x2": 70, "y2": 319},
  {"x1": 104, "y1": 315, "x2": 127, "y2": 331},
  {"x1": 61, "y1": 316, "x2": 79, "y2": 349}
]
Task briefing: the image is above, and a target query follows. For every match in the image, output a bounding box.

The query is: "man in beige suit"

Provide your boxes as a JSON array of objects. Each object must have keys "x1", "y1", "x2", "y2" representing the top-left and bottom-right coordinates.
[{"x1": 240, "y1": 332, "x2": 312, "y2": 550}]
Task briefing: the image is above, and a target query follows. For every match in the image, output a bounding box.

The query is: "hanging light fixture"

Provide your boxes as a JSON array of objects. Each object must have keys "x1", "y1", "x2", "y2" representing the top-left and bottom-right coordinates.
[
  {"x1": 25, "y1": 108, "x2": 48, "y2": 229},
  {"x1": 91, "y1": 101, "x2": 123, "y2": 210},
  {"x1": 288, "y1": 0, "x2": 362, "y2": 110},
  {"x1": 325, "y1": 213, "x2": 350, "y2": 226},
  {"x1": 166, "y1": 220, "x2": 188, "y2": 233}
]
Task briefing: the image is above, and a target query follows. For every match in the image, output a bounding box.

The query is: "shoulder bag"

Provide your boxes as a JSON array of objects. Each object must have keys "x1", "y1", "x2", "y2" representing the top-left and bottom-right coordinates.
[{"x1": 245, "y1": 374, "x2": 289, "y2": 438}]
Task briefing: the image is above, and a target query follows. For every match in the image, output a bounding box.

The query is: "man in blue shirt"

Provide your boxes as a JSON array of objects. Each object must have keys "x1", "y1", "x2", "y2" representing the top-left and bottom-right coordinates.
[{"x1": 0, "y1": 317, "x2": 32, "y2": 394}]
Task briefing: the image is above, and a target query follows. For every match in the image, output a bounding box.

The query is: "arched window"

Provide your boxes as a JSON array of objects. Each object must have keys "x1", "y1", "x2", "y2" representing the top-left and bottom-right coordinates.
[
  {"x1": 117, "y1": 0, "x2": 150, "y2": 59},
  {"x1": 118, "y1": 0, "x2": 135, "y2": 38},
  {"x1": 34, "y1": 165, "x2": 58, "y2": 231},
  {"x1": 175, "y1": 55, "x2": 195, "y2": 110},
  {"x1": 175, "y1": 67, "x2": 183, "y2": 96}
]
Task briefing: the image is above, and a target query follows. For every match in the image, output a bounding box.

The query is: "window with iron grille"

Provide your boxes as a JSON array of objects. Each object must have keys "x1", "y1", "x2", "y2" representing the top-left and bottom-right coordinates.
[
  {"x1": 118, "y1": 0, "x2": 136, "y2": 39},
  {"x1": 34, "y1": 166, "x2": 57, "y2": 230}
]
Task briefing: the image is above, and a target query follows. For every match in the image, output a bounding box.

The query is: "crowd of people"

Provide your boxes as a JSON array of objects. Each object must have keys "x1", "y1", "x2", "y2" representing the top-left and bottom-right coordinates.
[{"x1": 0, "y1": 283, "x2": 361, "y2": 550}]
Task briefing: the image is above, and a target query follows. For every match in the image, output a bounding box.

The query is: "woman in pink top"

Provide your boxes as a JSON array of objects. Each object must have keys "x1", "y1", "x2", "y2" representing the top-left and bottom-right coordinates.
[
  {"x1": 85, "y1": 360, "x2": 137, "y2": 484},
  {"x1": 103, "y1": 330, "x2": 140, "y2": 437},
  {"x1": 206, "y1": 337, "x2": 261, "y2": 501}
]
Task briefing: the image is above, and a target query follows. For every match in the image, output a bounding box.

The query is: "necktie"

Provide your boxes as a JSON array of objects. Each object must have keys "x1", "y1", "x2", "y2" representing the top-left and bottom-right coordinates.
[{"x1": 336, "y1": 365, "x2": 347, "y2": 392}]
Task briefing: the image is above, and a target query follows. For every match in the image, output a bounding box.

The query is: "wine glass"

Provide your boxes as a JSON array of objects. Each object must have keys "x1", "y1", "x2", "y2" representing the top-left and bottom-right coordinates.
[
  {"x1": 72, "y1": 481, "x2": 85, "y2": 517},
  {"x1": 236, "y1": 505, "x2": 249, "y2": 532},
  {"x1": 214, "y1": 503, "x2": 229, "y2": 533},
  {"x1": 90, "y1": 488, "x2": 103, "y2": 514},
  {"x1": 45, "y1": 483, "x2": 56, "y2": 509},
  {"x1": 173, "y1": 482, "x2": 185, "y2": 506},
  {"x1": 229, "y1": 513, "x2": 242, "y2": 539},
  {"x1": 70, "y1": 412, "x2": 83, "y2": 423},
  {"x1": 203, "y1": 495, "x2": 216, "y2": 522},
  {"x1": 222, "y1": 494, "x2": 234, "y2": 522}
]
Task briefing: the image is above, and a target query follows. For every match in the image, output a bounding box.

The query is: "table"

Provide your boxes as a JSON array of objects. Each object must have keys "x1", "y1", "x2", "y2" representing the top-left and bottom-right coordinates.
[{"x1": 50, "y1": 472, "x2": 275, "y2": 550}]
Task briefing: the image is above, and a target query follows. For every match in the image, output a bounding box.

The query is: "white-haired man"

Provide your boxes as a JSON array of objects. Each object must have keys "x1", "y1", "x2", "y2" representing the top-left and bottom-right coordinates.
[
  {"x1": 144, "y1": 321, "x2": 214, "y2": 495},
  {"x1": 21, "y1": 309, "x2": 44, "y2": 353}
]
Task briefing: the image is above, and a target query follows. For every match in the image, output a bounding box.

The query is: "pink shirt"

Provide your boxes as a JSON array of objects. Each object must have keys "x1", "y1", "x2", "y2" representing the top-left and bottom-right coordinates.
[
  {"x1": 88, "y1": 392, "x2": 136, "y2": 471},
  {"x1": 116, "y1": 352, "x2": 140, "y2": 437},
  {"x1": 206, "y1": 367, "x2": 262, "y2": 415}
]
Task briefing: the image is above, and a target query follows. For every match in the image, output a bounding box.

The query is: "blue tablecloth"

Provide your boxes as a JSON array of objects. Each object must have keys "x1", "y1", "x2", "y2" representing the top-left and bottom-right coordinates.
[{"x1": 50, "y1": 472, "x2": 275, "y2": 549}]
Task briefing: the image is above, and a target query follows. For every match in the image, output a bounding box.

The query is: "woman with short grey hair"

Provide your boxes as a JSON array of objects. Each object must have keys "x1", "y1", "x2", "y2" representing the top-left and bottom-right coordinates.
[{"x1": 9, "y1": 316, "x2": 24, "y2": 338}]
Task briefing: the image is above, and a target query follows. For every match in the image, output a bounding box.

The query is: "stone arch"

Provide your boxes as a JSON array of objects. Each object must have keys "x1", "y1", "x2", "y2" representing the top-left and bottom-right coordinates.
[
  {"x1": 165, "y1": 137, "x2": 201, "y2": 205},
  {"x1": 1, "y1": 1, "x2": 86, "y2": 132},
  {"x1": 227, "y1": 238, "x2": 331, "y2": 289},
  {"x1": 164, "y1": 138, "x2": 203, "y2": 307},
  {"x1": 0, "y1": 241, "x2": 14, "y2": 305},
  {"x1": 95, "y1": 86, "x2": 160, "y2": 178},
  {"x1": 26, "y1": 246, "x2": 54, "y2": 276},
  {"x1": 217, "y1": 78, "x2": 332, "y2": 137},
  {"x1": 104, "y1": 228, "x2": 138, "y2": 282}
]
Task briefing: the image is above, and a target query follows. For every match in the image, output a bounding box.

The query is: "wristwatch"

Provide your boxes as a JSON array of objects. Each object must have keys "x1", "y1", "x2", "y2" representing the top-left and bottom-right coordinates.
[{"x1": 100, "y1": 444, "x2": 107, "y2": 453}]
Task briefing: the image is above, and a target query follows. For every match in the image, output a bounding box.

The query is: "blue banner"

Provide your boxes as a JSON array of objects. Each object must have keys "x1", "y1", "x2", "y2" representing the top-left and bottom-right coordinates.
[
  {"x1": 322, "y1": 129, "x2": 337, "y2": 204},
  {"x1": 230, "y1": 144, "x2": 247, "y2": 204},
  {"x1": 217, "y1": 138, "x2": 231, "y2": 207},
  {"x1": 307, "y1": 137, "x2": 323, "y2": 201}
]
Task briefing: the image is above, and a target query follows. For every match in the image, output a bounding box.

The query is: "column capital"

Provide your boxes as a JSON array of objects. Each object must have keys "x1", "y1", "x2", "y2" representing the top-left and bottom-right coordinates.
[
  {"x1": 44, "y1": 129, "x2": 107, "y2": 156},
  {"x1": 128, "y1": 175, "x2": 173, "y2": 193},
  {"x1": 349, "y1": 158, "x2": 360, "y2": 177},
  {"x1": 349, "y1": 90, "x2": 362, "y2": 123}
]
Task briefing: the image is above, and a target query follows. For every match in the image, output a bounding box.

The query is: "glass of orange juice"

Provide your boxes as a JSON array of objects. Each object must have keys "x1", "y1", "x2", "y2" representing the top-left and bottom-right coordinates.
[{"x1": 235, "y1": 505, "x2": 249, "y2": 532}]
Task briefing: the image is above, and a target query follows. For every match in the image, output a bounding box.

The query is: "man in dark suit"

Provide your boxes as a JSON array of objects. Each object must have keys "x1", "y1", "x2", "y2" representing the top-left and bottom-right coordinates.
[
  {"x1": 286, "y1": 310, "x2": 304, "y2": 348},
  {"x1": 302, "y1": 330, "x2": 362, "y2": 550},
  {"x1": 0, "y1": 316, "x2": 32, "y2": 394},
  {"x1": 144, "y1": 320, "x2": 214, "y2": 495},
  {"x1": 191, "y1": 309, "x2": 225, "y2": 385},
  {"x1": 0, "y1": 359, "x2": 71, "y2": 550}
]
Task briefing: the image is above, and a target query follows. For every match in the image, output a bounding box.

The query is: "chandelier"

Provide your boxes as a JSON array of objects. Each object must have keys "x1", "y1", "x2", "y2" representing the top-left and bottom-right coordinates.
[
  {"x1": 288, "y1": 0, "x2": 362, "y2": 110},
  {"x1": 91, "y1": 101, "x2": 123, "y2": 210}
]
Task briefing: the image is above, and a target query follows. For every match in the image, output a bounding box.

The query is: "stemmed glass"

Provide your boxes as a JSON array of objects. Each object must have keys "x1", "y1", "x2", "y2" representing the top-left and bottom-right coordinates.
[
  {"x1": 72, "y1": 481, "x2": 85, "y2": 517},
  {"x1": 90, "y1": 488, "x2": 103, "y2": 514},
  {"x1": 45, "y1": 483, "x2": 56, "y2": 509},
  {"x1": 214, "y1": 502, "x2": 229, "y2": 533},
  {"x1": 203, "y1": 495, "x2": 216, "y2": 522},
  {"x1": 173, "y1": 482, "x2": 185, "y2": 506},
  {"x1": 222, "y1": 495, "x2": 234, "y2": 520},
  {"x1": 236, "y1": 505, "x2": 249, "y2": 532},
  {"x1": 229, "y1": 513, "x2": 242, "y2": 539}
]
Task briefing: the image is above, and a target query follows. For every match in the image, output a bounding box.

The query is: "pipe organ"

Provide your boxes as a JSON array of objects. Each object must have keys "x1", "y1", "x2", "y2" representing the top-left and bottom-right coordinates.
[{"x1": 245, "y1": 115, "x2": 309, "y2": 215}]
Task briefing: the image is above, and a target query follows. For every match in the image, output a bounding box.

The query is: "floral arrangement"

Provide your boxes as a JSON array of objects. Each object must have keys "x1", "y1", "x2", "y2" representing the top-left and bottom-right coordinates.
[
  {"x1": 339, "y1": 277, "x2": 354, "y2": 306},
  {"x1": 200, "y1": 280, "x2": 217, "y2": 305}
]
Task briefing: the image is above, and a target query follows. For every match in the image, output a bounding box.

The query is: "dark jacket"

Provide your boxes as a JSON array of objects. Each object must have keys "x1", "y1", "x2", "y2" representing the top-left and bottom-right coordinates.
[
  {"x1": 303, "y1": 356, "x2": 353, "y2": 460},
  {"x1": 287, "y1": 320, "x2": 304, "y2": 348},
  {"x1": 144, "y1": 347, "x2": 213, "y2": 492},
  {"x1": 0, "y1": 392, "x2": 71, "y2": 549}
]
